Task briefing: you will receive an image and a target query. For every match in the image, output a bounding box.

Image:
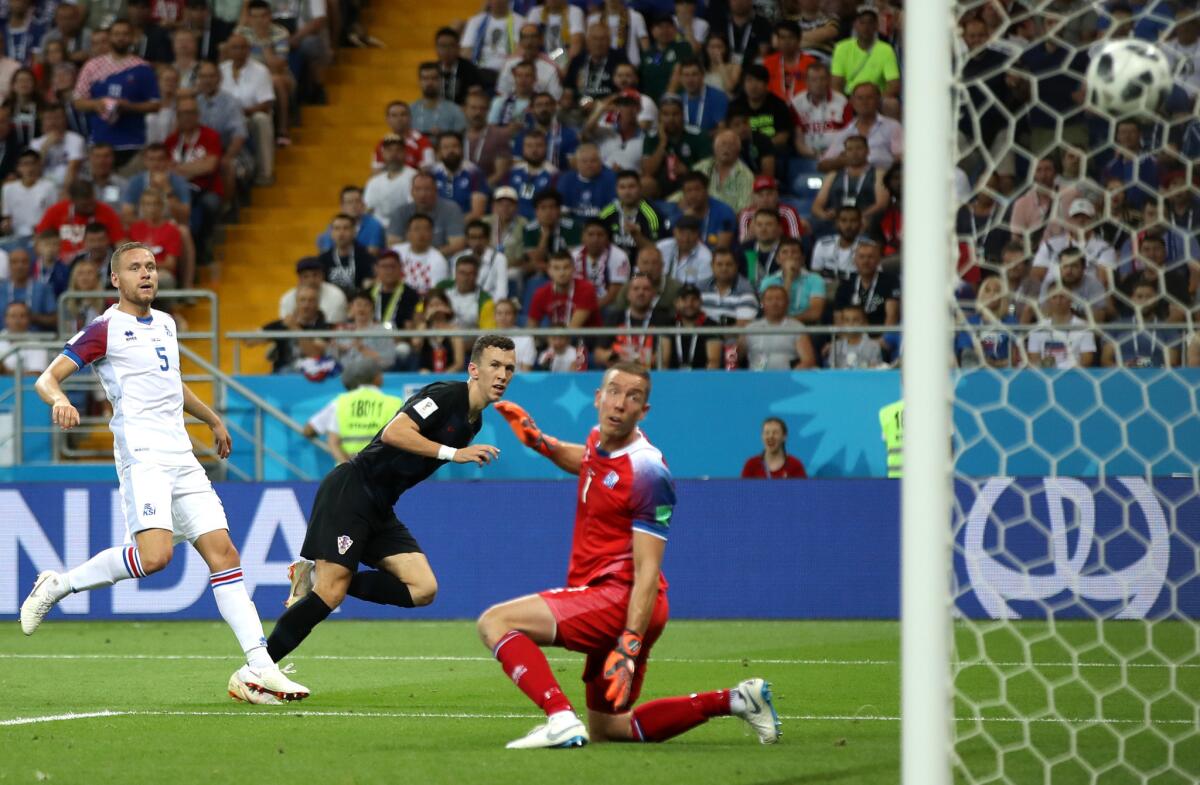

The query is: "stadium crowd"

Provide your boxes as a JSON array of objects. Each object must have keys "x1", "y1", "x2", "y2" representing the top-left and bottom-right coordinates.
[{"x1": 0, "y1": 0, "x2": 1196, "y2": 377}]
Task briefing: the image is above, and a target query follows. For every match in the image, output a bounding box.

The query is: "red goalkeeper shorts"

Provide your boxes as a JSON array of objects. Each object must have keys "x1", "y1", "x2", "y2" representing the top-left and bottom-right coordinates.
[{"x1": 538, "y1": 578, "x2": 670, "y2": 714}]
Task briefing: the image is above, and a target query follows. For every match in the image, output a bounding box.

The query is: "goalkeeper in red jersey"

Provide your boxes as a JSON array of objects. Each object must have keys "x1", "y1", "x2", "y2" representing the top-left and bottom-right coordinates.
[{"x1": 479, "y1": 362, "x2": 781, "y2": 749}]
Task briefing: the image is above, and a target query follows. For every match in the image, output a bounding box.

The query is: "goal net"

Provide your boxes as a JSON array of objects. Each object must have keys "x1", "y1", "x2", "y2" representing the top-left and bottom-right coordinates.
[{"x1": 941, "y1": 2, "x2": 1200, "y2": 783}]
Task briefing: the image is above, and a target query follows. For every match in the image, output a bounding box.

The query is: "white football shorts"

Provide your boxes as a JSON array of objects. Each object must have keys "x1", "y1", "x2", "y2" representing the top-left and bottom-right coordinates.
[{"x1": 118, "y1": 461, "x2": 229, "y2": 545}]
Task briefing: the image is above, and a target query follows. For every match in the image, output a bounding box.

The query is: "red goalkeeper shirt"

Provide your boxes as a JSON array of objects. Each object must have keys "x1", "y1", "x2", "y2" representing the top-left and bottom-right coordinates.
[{"x1": 567, "y1": 427, "x2": 676, "y2": 591}]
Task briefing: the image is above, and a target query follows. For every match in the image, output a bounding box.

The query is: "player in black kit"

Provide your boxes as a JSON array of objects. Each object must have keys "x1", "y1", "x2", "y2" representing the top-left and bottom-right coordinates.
[{"x1": 265, "y1": 335, "x2": 517, "y2": 665}]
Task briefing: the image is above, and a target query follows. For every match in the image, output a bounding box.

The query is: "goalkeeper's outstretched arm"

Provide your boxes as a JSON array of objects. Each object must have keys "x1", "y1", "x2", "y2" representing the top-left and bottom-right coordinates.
[{"x1": 495, "y1": 401, "x2": 585, "y2": 475}]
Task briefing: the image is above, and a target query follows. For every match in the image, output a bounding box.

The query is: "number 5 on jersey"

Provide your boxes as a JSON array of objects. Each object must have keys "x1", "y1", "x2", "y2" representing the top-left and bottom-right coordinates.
[{"x1": 156, "y1": 346, "x2": 169, "y2": 371}]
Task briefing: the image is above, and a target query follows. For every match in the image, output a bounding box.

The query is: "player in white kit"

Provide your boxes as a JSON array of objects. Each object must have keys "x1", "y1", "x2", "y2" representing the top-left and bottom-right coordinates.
[{"x1": 20, "y1": 242, "x2": 310, "y2": 705}]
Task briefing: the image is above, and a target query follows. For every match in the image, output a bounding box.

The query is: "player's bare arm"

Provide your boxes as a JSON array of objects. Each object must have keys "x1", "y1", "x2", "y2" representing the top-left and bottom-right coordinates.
[
  {"x1": 182, "y1": 383, "x2": 232, "y2": 459},
  {"x1": 382, "y1": 411, "x2": 500, "y2": 465},
  {"x1": 625, "y1": 531, "x2": 666, "y2": 636},
  {"x1": 35, "y1": 355, "x2": 82, "y2": 430},
  {"x1": 495, "y1": 401, "x2": 585, "y2": 475}
]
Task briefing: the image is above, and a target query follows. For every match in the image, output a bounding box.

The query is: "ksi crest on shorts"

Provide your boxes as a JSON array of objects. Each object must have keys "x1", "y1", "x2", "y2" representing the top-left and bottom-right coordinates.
[{"x1": 337, "y1": 535, "x2": 353, "y2": 555}]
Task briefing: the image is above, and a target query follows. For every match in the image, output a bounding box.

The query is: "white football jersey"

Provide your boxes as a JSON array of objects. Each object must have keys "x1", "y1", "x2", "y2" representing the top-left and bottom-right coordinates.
[{"x1": 63, "y1": 306, "x2": 195, "y2": 467}]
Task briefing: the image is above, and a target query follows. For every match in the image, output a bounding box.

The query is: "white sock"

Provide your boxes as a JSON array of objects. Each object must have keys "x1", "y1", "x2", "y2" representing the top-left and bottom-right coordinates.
[
  {"x1": 65, "y1": 546, "x2": 145, "y2": 595},
  {"x1": 210, "y1": 568, "x2": 273, "y2": 670},
  {"x1": 729, "y1": 688, "x2": 746, "y2": 715}
]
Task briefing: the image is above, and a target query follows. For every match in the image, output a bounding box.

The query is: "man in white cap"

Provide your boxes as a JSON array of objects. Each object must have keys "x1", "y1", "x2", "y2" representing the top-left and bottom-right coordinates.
[{"x1": 1031, "y1": 197, "x2": 1117, "y2": 288}]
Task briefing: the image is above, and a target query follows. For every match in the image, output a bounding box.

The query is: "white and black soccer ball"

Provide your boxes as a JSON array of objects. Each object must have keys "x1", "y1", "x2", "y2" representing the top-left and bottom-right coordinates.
[{"x1": 1086, "y1": 40, "x2": 1173, "y2": 116}]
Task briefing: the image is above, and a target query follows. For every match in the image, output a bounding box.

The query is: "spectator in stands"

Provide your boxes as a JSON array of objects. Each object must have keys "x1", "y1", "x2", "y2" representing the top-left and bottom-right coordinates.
[
  {"x1": 437, "y1": 254, "x2": 495, "y2": 329},
  {"x1": 638, "y1": 14, "x2": 691, "y2": 103},
  {"x1": 672, "y1": 0, "x2": 707, "y2": 53},
  {"x1": 30, "y1": 103, "x2": 84, "y2": 188},
  {"x1": 584, "y1": 0, "x2": 644, "y2": 67},
  {"x1": 834, "y1": 239, "x2": 900, "y2": 355},
  {"x1": 1031, "y1": 199, "x2": 1117, "y2": 288},
  {"x1": 411, "y1": 288, "x2": 464, "y2": 373},
  {"x1": 1001, "y1": 241, "x2": 1040, "y2": 323},
  {"x1": 742, "y1": 208, "x2": 786, "y2": 285},
  {"x1": 411, "y1": 61, "x2": 466, "y2": 138},
  {"x1": 0, "y1": 301, "x2": 48, "y2": 373},
  {"x1": 1031, "y1": 245, "x2": 1108, "y2": 326},
  {"x1": 261, "y1": 283, "x2": 332, "y2": 374},
  {"x1": 831, "y1": 6, "x2": 900, "y2": 115},
  {"x1": 816, "y1": 206, "x2": 864, "y2": 289},
  {"x1": 694, "y1": 129, "x2": 754, "y2": 212},
  {"x1": 144, "y1": 64, "x2": 179, "y2": 144},
  {"x1": 565, "y1": 22, "x2": 625, "y2": 103},
  {"x1": 1017, "y1": 15, "x2": 1089, "y2": 154},
  {"x1": 669, "y1": 171, "x2": 737, "y2": 250},
  {"x1": 528, "y1": 249, "x2": 600, "y2": 328},
  {"x1": 821, "y1": 83, "x2": 902, "y2": 173},
  {"x1": 456, "y1": 219, "x2": 509, "y2": 302},
  {"x1": 32, "y1": 230, "x2": 67, "y2": 297},
  {"x1": 122, "y1": 142, "x2": 191, "y2": 227},
  {"x1": 0, "y1": 106, "x2": 19, "y2": 181},
  {"x1": 239, "y1": 0, "x2": 293, "y2": 146},
  {"x1": 1009, "y1": 154, "x2": 1063, "y2": 253},
  {"x1": 516, "y1": 91, "x2": 578, "y2": 172},
  {"x1": 61, "y1": 257, "x2": 106, "y2": 331},
  {"x1": 743, "y1": 284, "x2": 816, "y2": 369},
  {"x1": 37, "y1": 180, "x2": 125, "y2": 262},
  {"x1": 700, "y1": 33, "x2": 740, "y2": 97},
  {"x1": 739, "y1": 174, "x2": 807, "y2": 242},
  {"x1": 1102, "y1": 118, "x2": 1160, "y2": 210},
  {"x1": 674, "y1": 56, "x2": 725, "y2": 135},
  {"x1": 826, "y1": 303, "x2": 883, "y2": 368},
  {"x1": 1027, "y1": 285, "x2": 1096, "y2": 368},
  {"x1": 599, "y1": 169, "x2": 665, "y2": 259},
  {"x1": 526, "y1": 0, "x2": 584, "y2": 69},
  {"x1": 164, "y1": 95, "x2": 223, "y2": 262},
  {"x1": 1117, "y1": 231, "x2": 1193, "y2": 324},
  {"x1": 536, "y1": 327, "x2": 583, "y2": 372},
  {"x1": 461, "y1": 0, "x2": 524, "y2": 92},
  {"x1": 610, "y1": 244, "x2": 681, "y2": 322},
  {"x1": 194, "y1": 60, "x2": 251, "y2": 203},
  {"x1": 609, "y1": 61, "x2": 658, "y2": 130},
  {"x1": 594, "y1": 271, "x2": 670, "y2": 367},
  {"x1": 710, "y1": 0, "x2": 772, "y2": 66},
  {"x1": 129, "y1": 187, "x2": 184, "y2": 289},
  {"x1": 760, "y1": 236, "x2": 825, "y2": 325},
  {"x1": 272, "y1": 0, "x2": 329, "y2": 103},
  {"x1": 1163, "y1": 15, "x2": 1199, "y2": 104},
  {"x1": 364, "y1": 135, "x2": 416, "y2": 237},
  {"x1": 42, "y1": 4, "x2": 91, "y2": 67},
  {"x1": 1101, "y1": 278, "x2": 1182, "y2": 367},
  {"x1": 127, "y1": 0, "x2": 173, "y2": 62},
  {"x1": 571, "y1": 216, "x2": 629, "y2": 312},
  {"x1": 483, "y1": 186, "x2": 526, "y2": 270},
  {"x1": 72, "y1": 19, "x2": 161, "y2": 170},
  {"x1": 317, "y1": 185, "x2": 386, "y2": 255},
  {"x1": 497, "y1": 24, "x2": 563, "y2": 101},
  {"x1": 367, "y1": 249, "x2": 418, "y2": 330},
  {"x1": 730, "y1": 63, "x2": 795, "y2": 152},
  {"x1": 1, "y1": 0, "x2": 46, "y2": 68},
  {"x1": 433, "y1": 27, "x2": 483, "y2": 105},
  {"x1": 523, "y1": 188, "x2": 580, "y2": 269},
  {"x1": 2, "y1": 149, "x2": 56, "y2": 240},
  {"x1": 811, "y1": 135, "x2": 887, "y2": 225},
  {"x1": 700, "y1": 245, "x2": 758, "y2": 338},
  {"x1": 589, "y1": 93, "x2": 645, "y2": 173},
  {"x1": 386, "y1": 171, "x2": 465, "y2": 258},
  {"x1": 462, "y1": 88, "x2": 511, "y2": 187},
  {"x1": 1165, "y1": 172, "x2": 1200, "y2": 232},
  {"x1": 657, "y1": 214, "x2": 712, "y2": 285},
  {"x1": 955, "y1": 189, "x2": 1009, "y2": 277},
  {"x1": 642, "y1": 96, "x2": 710, "y2": 199},
  {"x1": 557, "y1": 141, "x2": 615, "y2": 219},
  {"x1": 432, "y1": 132, "x2": 488, "y2": 223},
  {"x1": 281, "y1": 256, "x2": 348, "y2": 327},
  {"x1": 762, "y1": 20, "x2": 813, "y2": 105},
  {"x1": 320, "y1": 213, "x2": 376, "y2": 296},
  {"x1": 392, "y1": 212, "x2": 449, "y2": 296},
  {"x1": 791, "y1": 61, "x2": 847, "y2": 162},
  {"x1": 662, "y1": 283, "x2": 717, "y2": 369},
  {"x1": 6, "y1": 67, "x2": 43, "y2": 147},
  {"x1": 171, "y1": 27, "x2": 201, "y2": 88},
  {"x1": 505, "y1": 129, "x2": 558, "y2": 219},
  {"x1": 52, "y1": 63, "x2": 87, "y2": 136},
  {"x1": 372, "y1": 101, "x2": 433, "y2": 173},
  {"x1": 492, "y1": 297, "x2": 535, "y2": 370},
  {"x1": 0, "y1": 247, "x2": 55, "y2": 330},
  {"x1": 333, "y1": 291, "x2": 397, "y2": 371},
  {"x1": 742, "y1": 417, "x2": 807, "y2": 478},
  {"x1": 81, "y1": 142, "x2": 129, "y2": 213},
  {"x1": 74, "y1": 222, "x2": 115, "y2": 271},
  {"x1": 220, "y1": 33, "x2": 274, "y2": 185}
]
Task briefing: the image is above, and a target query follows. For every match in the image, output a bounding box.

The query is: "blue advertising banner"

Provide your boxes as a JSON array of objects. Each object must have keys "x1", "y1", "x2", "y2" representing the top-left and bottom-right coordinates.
[{"x1": 2, "y1": 478, "x2": 1195, "y2": 622}]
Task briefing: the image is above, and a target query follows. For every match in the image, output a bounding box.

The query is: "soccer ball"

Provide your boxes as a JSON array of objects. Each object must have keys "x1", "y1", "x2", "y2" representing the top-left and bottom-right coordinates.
[{"x1": 1085, "y1": 40, "x2": 1173, "y2": 116}]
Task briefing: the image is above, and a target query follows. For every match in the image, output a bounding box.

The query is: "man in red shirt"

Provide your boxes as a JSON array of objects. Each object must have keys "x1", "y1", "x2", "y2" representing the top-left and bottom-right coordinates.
[
  {"x1": 741, "y1": 417, "x2": 808, "y2": 478},
  {"x1": 737, "y1": 175, "x2": 806, "y2": 243},
  {"x1": 482, "y1": 364, "x2": 781, "y2": 749},
  {"x1": 372, "y1": 100, "x2": 433, "y2": 172},
  {"x1": 165, "y1": 95, "x2": 222, "y2": 262},
  {"x1": 129, "y1": 188, "x2": 185, "y2": 288},
  {"x1": 35, "y1": 180, "x2": 125, "y2": 262},
  {"x1": 527, "y1": 250, "x2": 601, "y2": 328},
  {"x1": 762, "y1": 20, "x2": 815, "y2": 103}
]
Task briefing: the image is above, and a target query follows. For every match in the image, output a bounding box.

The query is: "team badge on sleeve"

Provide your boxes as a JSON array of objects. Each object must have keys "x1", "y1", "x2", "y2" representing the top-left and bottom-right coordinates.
[
  {"x1": 337, "y1": 535, "x2": 353, "y2": 555},
  {"x1": 603, "y1": 471, "x2": 619, "y2": 489}
]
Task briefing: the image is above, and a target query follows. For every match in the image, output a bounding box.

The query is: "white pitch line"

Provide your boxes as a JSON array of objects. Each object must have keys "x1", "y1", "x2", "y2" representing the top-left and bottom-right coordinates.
[
  {"x1": 0, "y1": 653, "x2": 1194, "y2": 669},
  {"x1": 1, "y1": 709, "x2": 1193, "y2": 728}
]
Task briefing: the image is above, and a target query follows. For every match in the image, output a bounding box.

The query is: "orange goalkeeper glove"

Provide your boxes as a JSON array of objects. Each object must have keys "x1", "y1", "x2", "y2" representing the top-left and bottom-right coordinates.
[
  {"x1": 494, "y1": 401, "x2": 559, "y2": 457},
  {"x1": 602, "y1": 629, "x2": 643, "y2": 710}
]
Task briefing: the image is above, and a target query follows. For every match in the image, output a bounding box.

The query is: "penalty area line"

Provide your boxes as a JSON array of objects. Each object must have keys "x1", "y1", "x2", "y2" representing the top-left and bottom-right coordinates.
[{"x1": 1, "y1": 710, "x2": 1192, "y2": 728}]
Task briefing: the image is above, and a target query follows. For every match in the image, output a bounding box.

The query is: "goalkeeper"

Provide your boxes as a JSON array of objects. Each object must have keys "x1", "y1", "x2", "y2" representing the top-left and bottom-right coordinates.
[{"x1": 477, "y1": 364, "x2": 781, "y2": 749}]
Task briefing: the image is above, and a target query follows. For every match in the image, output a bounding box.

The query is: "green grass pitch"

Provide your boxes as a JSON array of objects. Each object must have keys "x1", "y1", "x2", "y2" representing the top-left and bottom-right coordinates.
[{"x1": 1, "y1": 620, "x2": 1195, "y2": 784}]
